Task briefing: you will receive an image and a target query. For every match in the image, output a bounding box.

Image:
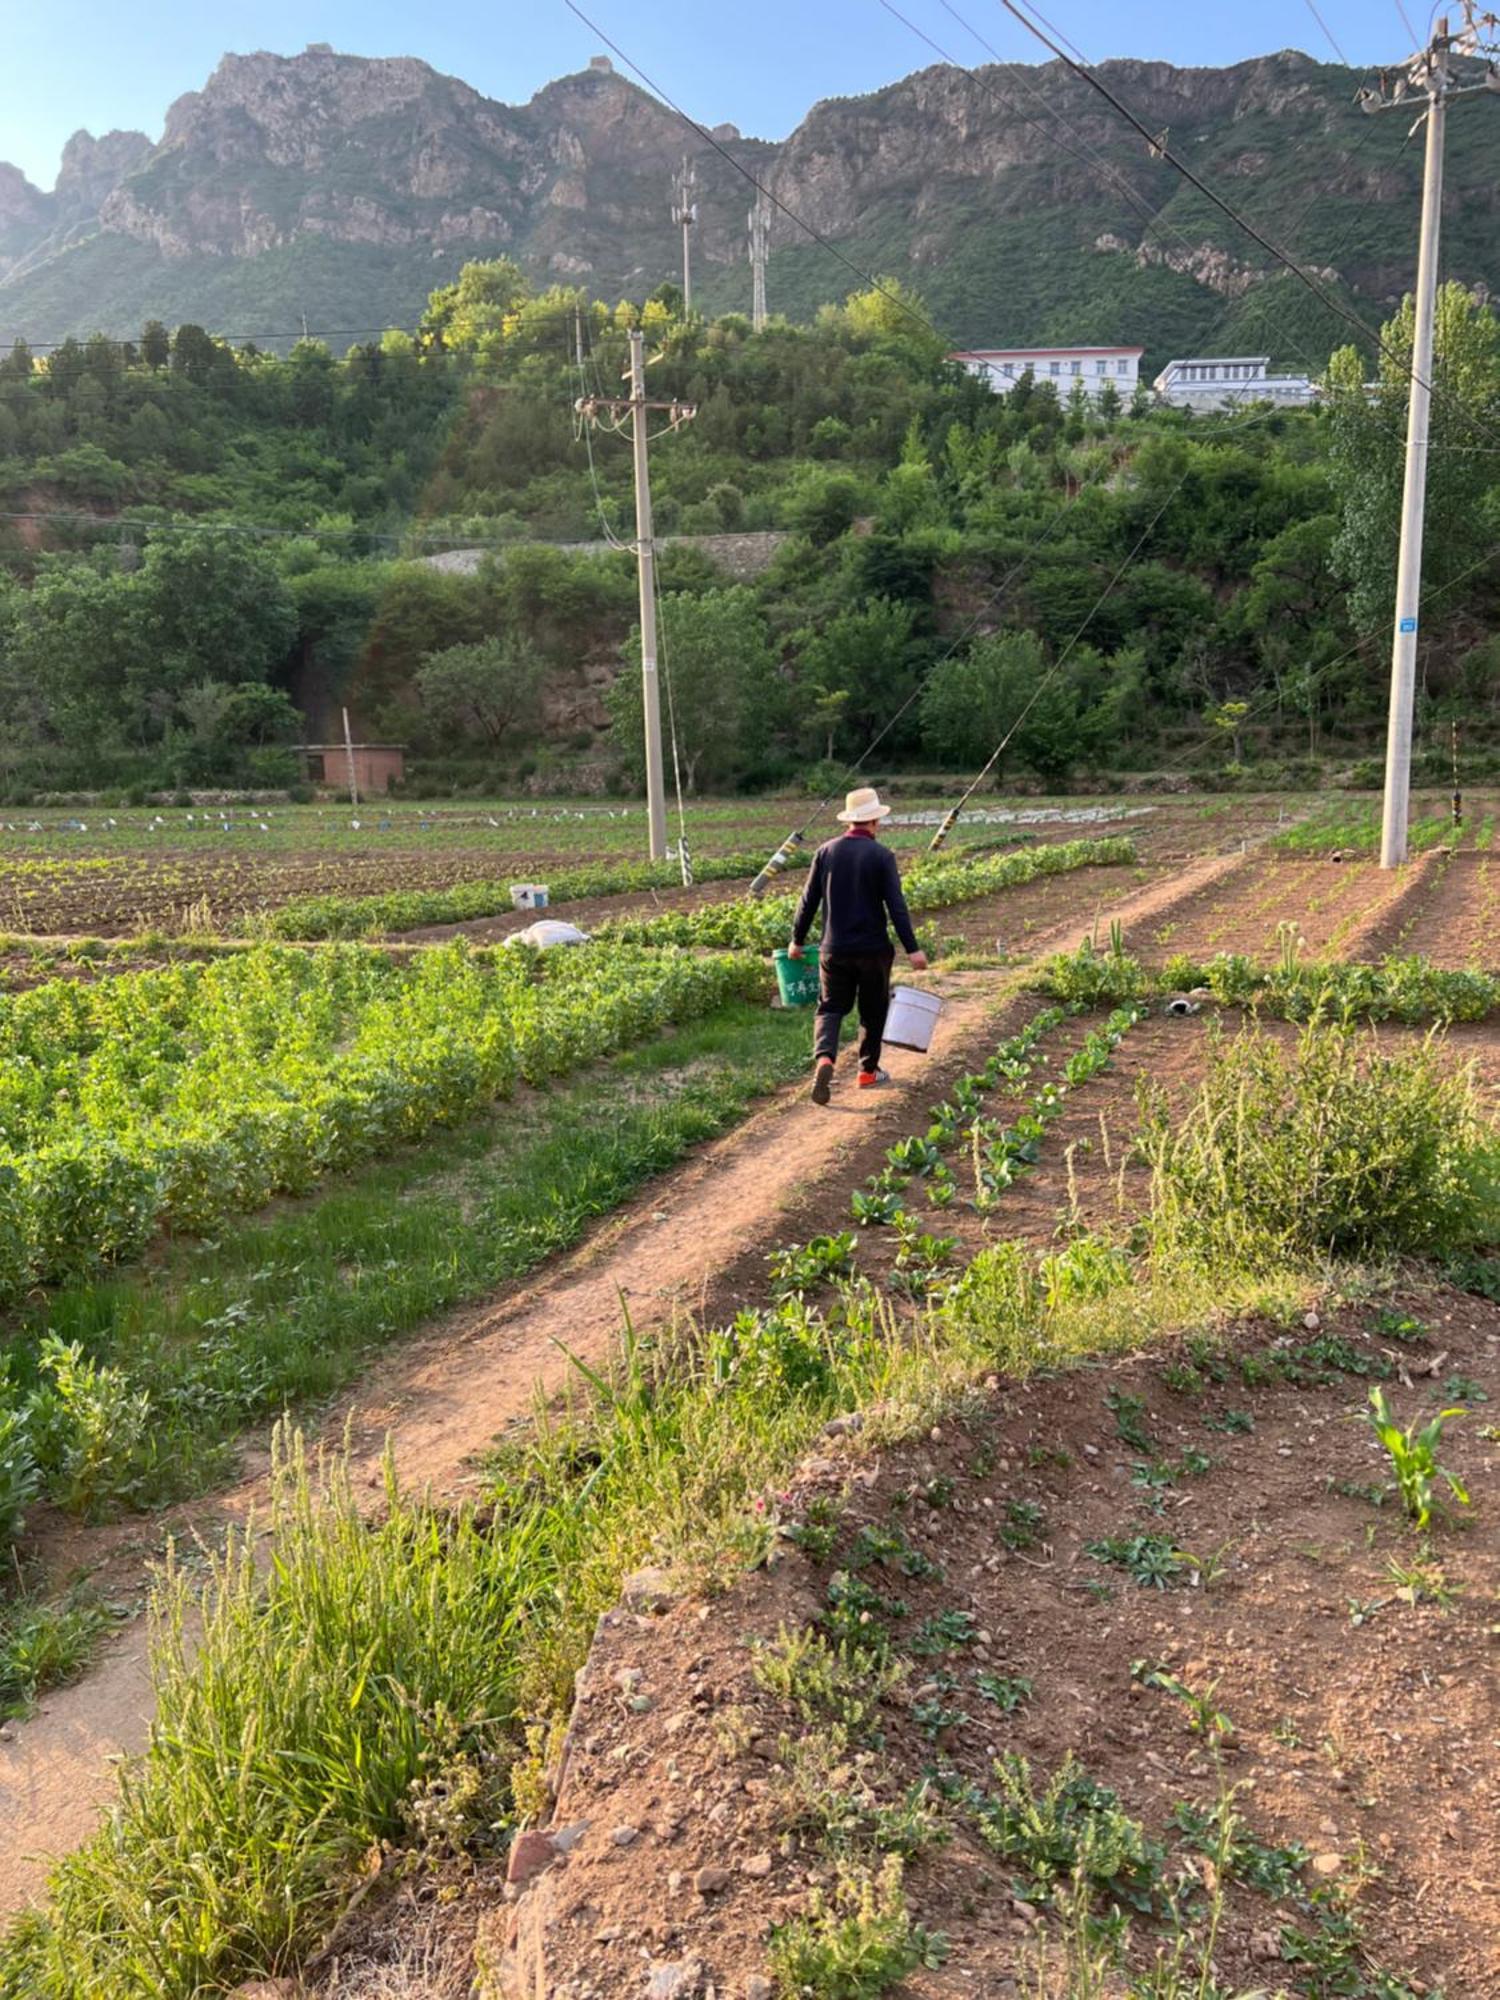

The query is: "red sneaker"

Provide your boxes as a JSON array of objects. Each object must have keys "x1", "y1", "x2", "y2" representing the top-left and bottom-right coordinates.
[
  {"x1": 857, "y1": 1066, "x2": 889, "y2": 1089},
  {"x1": 810, "y1": 1058, "x2": 834, "y2": 1106}
]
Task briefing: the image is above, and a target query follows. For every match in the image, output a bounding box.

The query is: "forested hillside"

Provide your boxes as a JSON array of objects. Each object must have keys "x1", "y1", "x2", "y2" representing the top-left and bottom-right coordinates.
[{"x1": 0, "y1": 259, "x2": 1497, "y2": 799}]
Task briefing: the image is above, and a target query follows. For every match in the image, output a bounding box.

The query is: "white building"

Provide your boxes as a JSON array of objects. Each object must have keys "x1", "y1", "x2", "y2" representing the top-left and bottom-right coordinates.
[
  {"x1": 950, "y1": 345, "x2": 1143, "y2": 400},
  {"x1": 1153, "y1": 355, "x2": 1318, "y2": 411}
]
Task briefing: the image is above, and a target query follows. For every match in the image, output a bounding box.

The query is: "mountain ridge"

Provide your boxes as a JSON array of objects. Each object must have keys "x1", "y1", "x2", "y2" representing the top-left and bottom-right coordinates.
[{"x1": 1, "y1": 42, "x2": 1497, "y2": 360}]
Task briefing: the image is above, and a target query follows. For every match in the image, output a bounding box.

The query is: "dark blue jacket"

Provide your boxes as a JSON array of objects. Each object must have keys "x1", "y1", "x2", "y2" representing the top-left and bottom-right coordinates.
[{"x1": 791, "y1": 832, "x2": 918, "y2": 956}]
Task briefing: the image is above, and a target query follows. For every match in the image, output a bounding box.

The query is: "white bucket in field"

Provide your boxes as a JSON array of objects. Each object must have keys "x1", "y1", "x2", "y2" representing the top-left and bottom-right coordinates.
[
  {"x1": 509, "y1": 883, "x2": 550, "y2": 910},
  {"x1": 884, "y1": 985, "x2": 944, "y2": 1053}
]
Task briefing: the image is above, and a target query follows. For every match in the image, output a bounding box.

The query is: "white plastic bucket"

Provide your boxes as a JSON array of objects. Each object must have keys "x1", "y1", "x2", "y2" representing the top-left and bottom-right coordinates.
[
  {"x1": 509, "y1": 883, "x2": 550, "y2": 909},
  {"x1": 884, "y1": 985, "x2": 944, "y2": 1052}
]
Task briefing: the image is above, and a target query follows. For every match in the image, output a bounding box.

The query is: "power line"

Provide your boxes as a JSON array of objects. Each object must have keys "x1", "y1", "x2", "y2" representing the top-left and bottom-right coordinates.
[
  {"x1": 559, "y1": 0, "x2": 956, "y2": 351},
  {"x1": 924, "y1": 435, "x2": 1268, "y2": 849},
  {"x1": 990, "y1": 0, "x2": 1500, "y2": 454},
  {"x1": 1303, "y1": 0, "x2": 1354, "y2": 67}
]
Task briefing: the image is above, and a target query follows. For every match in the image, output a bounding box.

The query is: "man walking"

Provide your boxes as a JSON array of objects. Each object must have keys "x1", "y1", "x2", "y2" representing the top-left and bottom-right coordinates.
[{"x1": 789, "y1": 785, "x2": 928, "y2": 1105}]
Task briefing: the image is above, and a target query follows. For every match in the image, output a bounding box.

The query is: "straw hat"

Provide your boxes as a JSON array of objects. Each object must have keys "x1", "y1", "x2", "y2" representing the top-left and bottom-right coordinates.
[{"x1": 835, "y1": 785, "x2": 892, "y2": 823}]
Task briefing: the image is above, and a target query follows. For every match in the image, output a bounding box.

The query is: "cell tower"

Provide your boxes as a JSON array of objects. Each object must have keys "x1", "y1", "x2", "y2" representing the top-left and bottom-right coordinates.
[
  {"x1": 670, "y1": 156, "x2": 699, "y2": 313},
  {"x1": 748, "y1": 193, "x2": 770, "y2": 331}
]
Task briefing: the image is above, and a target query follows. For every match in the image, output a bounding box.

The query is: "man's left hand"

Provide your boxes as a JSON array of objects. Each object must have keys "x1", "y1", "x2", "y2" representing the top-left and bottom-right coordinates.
[
  {"x1": 788, "y1": 942, "x2": 804, "y2": 960},
  {"x1": 908, "y1": 950, "x2": 929, "y2": 971}
]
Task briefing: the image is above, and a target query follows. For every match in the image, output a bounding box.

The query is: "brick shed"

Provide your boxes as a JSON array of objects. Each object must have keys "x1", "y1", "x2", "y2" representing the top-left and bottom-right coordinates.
[{"x1": 300, "y1": 743, "x2": 405, "y2": 796}]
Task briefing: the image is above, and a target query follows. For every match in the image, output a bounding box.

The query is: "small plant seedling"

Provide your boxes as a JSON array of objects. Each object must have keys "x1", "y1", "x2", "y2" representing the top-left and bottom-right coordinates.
[
  {"x1": 851, "y1": 1189, "x2": 906, "y2": 1228},
  {"x1": 910, "y1": 1609, "x2": 977, "y2": 1655},
  {"x1": 1372, "y1": 1307, "x2": 1427, "y2": 1344},
  {"x1": 974, "y1": 1671, "x2": 1032, "y2": 1713},
  {"x1": 912, "y1": 1697, "x2": 967, "y2": 1741},
  {"x1": 1104, "y1": 1388, "x2": 1154, "y2": 1454},
  {"x1": 1386, "y1": 1552, "x2": 1460, "y2": 1610},
  {"x1": 823, "y1": 1571, "x2": 908, "y2": 1652},
  {"x1": 768, "y1": 1231, "x2": 857, "y2": 1298},
  {"x1": 1443, "y1": 1373, "x2": 1487, "y2": 1404},
  {"x1": 997, "y1": 1498, "x2": 1045, "y2": 1550},
  {"x1": 785, "y1": 1496, "x2": 840, "y2": 1561},
  {"x1": 886, "y1": 1135, "x2": 944, "y2": 1179},
  {"x1": 1131, "y1": 1661, "x2": 1232, "y2": 1738},
  {"x1": 850, "y1": 1523, "x2": 941, "y2": 1580},
  {"x1": 1084, "y1": 1534, "x2": 1191, "y2": 1590},
  {"x1": 1205, "y1": 1408, "x2": 1255, "y2": 1435},
  {"x1": 1361, "y1": 1387, "x2": 1469, "y2": 1533}
]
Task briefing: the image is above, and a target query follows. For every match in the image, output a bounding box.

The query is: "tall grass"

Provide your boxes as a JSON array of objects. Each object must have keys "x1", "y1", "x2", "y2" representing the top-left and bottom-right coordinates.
[
  {"x1": 3, "y1": 1433, "x2": 547, "y2": 1998},
  {"x1": 1143, "y1": 1019, "x2": 1499, "y2": 1269}
]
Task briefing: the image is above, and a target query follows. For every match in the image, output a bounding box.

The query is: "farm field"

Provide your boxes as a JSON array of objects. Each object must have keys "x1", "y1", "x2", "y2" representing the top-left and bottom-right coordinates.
[
  {"x1": 2, "y1": 789, "x2": 1499, "y2": 1999},
  {"x1": 0, "y1": 790, "x2": 1278, "y2": 936}
]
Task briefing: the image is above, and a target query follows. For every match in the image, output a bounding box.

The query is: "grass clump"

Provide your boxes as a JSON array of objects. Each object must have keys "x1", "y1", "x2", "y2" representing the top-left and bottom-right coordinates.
[
  {"x1": 0, "y1": 1589, "x2": 114, "y2": 1720},
  {"x1": 1143, "y1": 1020, "x2": 1498, "y2": 1269},
  {"x1": 969, "y1": 1752, "x2": 1165, "y2": 1916},
  {"x1": 766, "y1": 1855, "x2": 948, "y2": 1998},
  {"x1": 2, "y1": 1431, "x2": 539, "y2": 1998}
]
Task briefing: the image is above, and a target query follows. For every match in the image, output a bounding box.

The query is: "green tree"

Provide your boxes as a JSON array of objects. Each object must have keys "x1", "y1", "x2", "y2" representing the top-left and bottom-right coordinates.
[
  {"x1": 1327, "y1": 283, "x2": 1500, "y2": 636},
  {"x1": 415, "y1": 636, "x2": 547, "y2": 747},
  {"x1": 421, "y1": 259, "x2": 531, "y2": 351},
  {"x1": 132, "y1": 532, "x2": 298, "y2": 702},
  {"x1": 140, "y1": 321, "x2": 171, "y2": 370},
  {"x1": 797, "y1": 598, "x2": 920, "y2": 753},
  {"x1": 921, "y1": 631, "x2": 1097, "y2": 783},
  {"x1": 609, "y1": 587, "x2": 777, "y2": 791}
]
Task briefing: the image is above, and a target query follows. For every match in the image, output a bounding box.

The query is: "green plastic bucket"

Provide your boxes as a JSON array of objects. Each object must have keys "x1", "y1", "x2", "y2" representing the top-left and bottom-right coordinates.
[{"x1": 772, "y1": 948, "x2": 820, "y2": 1008}]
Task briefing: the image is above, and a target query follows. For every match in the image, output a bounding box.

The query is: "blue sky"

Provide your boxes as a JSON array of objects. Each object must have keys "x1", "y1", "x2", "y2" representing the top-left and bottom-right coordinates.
[{"x1": 4, "y1": 0, "x2": 1419, "y2": 187}]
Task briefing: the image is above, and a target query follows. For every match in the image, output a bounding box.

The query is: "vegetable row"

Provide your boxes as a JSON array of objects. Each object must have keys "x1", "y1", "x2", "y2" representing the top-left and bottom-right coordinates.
[
  {"x1": 263, "y1": 850, "x2": 773, "y2": 939},
  {"x1": 0, "y1": 941, "x2": 763, "y2": 1304},
  {"x1": 599, "y1": 837, "x2": 1139, "y2": 951}
]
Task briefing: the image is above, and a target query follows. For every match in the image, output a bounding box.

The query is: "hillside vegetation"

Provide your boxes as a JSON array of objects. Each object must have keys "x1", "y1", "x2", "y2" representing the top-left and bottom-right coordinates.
[{"x1": 0, "y1": 260, "x2": 1496, "y2": 798}]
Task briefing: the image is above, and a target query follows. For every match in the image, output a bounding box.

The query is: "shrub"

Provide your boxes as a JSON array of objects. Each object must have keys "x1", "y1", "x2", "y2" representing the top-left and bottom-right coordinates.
[
  {"x1": 0, "y1": 1369, "x2": 40, "y2": 1548},
  {"x1": 1143, "y1": 1022, "x2": 1499, "y2": 1268}
]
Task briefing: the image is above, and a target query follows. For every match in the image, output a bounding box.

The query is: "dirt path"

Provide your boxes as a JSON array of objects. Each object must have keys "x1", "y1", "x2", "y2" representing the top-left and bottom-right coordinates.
[{"x1": 0, "y1": 846, "x2": 1240, "y2": 1916}]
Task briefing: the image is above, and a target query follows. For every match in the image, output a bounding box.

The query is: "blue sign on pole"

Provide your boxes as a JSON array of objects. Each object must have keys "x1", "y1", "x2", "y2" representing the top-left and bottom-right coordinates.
[{"x1": 1399, "y1": 616, "x2": 1418, "y2": 632}]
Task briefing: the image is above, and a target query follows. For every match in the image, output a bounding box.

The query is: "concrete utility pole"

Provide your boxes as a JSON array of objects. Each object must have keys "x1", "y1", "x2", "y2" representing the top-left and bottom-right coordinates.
[
  {"x1": 1361, "y1": 5, "x2": 1500, "y2": 867},
  {"x1": 671, "y1": 157, "x2": 699, "y2": 314},
  {"x1": 575, "y1": 330, "x2": 697, "y2": 861},
  {"x1": 748, "y1": 194, "x2": 770, "y2": 331},
  {"x1": 341, "y1": 705, "x2": 360, "y2": 809}
]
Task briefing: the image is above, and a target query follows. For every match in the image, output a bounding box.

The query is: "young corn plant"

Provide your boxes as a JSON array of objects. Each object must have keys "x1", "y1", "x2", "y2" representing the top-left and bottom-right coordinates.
[{"x1": 1361, "y1": 1388, "x2": 1469, "y2": 1533}]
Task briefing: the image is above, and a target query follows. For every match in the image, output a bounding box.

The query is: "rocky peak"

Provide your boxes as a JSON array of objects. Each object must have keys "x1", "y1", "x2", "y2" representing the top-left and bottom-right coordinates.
[
  {"x1": 162, "y1": 47, "x2": 483, "y2": 161},
  {"x1": 0, "y1": 162, "x2": 49, "y2": 233},
  {"x1": 54, "y1": 129, "x2": 152, "y2": 215}
]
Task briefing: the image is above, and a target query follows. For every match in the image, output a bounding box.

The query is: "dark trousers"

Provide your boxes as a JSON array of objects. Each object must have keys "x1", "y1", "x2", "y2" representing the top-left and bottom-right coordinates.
[{"x1": 814, "y1": 948, "x2": 894, "y2": 1070}]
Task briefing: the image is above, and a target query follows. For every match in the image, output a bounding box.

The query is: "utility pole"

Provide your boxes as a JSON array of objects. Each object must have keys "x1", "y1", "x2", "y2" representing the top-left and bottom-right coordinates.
[
  {"x1": 575, "y1": 329, "x2": 697, "y2": 861},
  {"x1": 748, "y1": 194, "x2": 770, "y2": 331},
  {"x1": 671, "y1": 157, "x2": 699, "y2": 313},
  {"x1": 341, "y1": 705, "x2": 360, "y2": 809},
  {"x1": 1361, "y1": 5, "x2": 1500, "y2": 867}
]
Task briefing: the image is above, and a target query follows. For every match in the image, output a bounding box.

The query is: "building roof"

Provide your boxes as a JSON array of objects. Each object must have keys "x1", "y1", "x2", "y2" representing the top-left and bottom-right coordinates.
[
  {"x1": 1157, "y1": 356, "x2": 1271, "y2": 372},
  {"x1": 951, "y1": 346, "x2": 1144, "y2": 360}
]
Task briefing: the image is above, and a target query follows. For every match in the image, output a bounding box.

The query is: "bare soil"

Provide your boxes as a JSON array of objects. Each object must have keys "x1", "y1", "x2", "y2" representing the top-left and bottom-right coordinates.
[{"x1": 492, "y1": 1285, "x2": 1500, "y2": 2000}]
